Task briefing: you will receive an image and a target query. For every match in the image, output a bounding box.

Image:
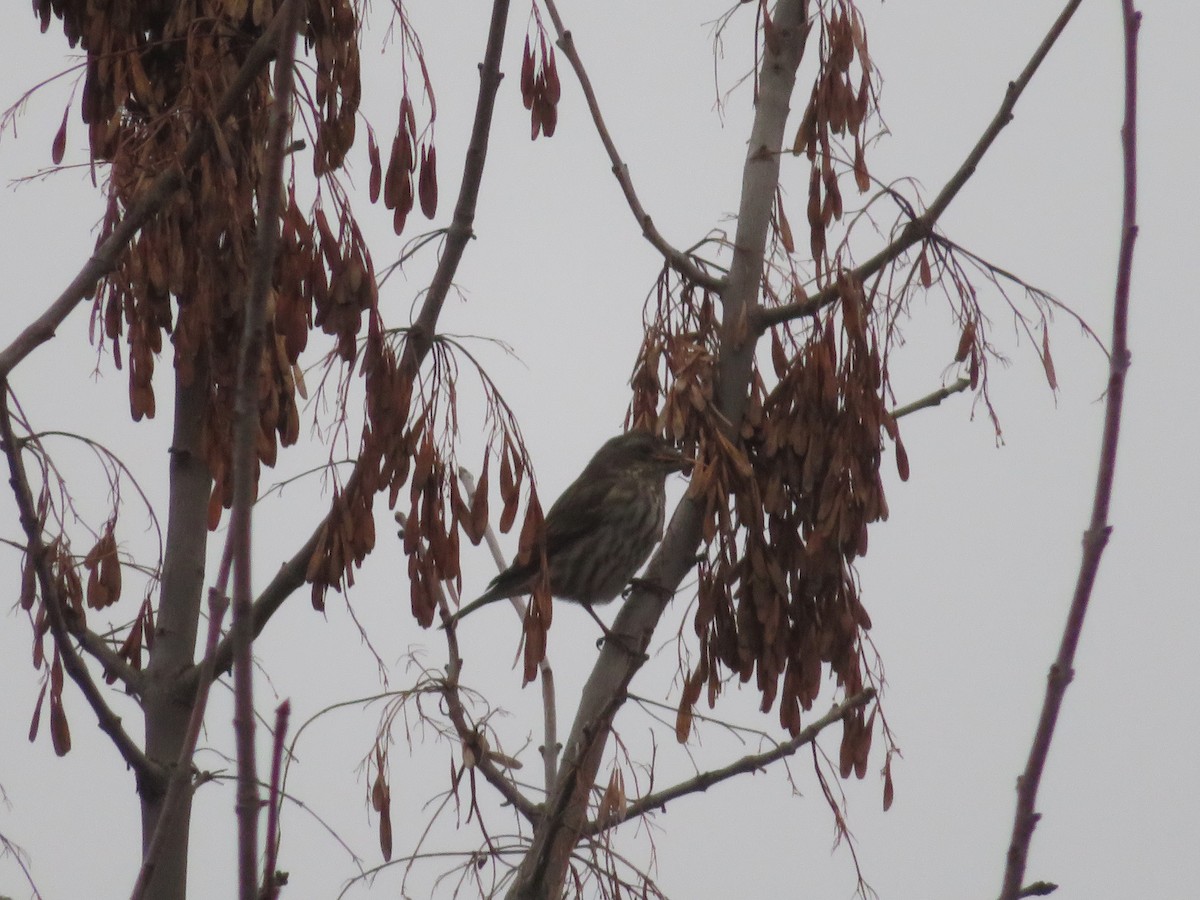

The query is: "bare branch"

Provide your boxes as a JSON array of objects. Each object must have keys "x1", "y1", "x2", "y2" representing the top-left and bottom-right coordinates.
[
  {"x1": 0, "y1": 6, "x2": 296, "y2": 380},
  {"x1": 390, "y1": 506, "x2": 542, "y2": 827},
  {"x1": 998, "y1": 4, "x2": 1140, "y2": 898},
  {"x1": 261, "y1": 700, "x2": 292, "y2": 900},
  {"x1": 540, "y1": 0, "x2": 724, "y2": 291},
  {"x1": 0, "y1": 828, "x2": 45, "y2": 900},
  {"x1": 753, "y1": 0, "x2": 1086, "y2": 333},
  {"x1": 0, "y1": 386, "x2": 162, "y2": 787},
  {"x1": 592, "y1": 689, "x2": 875, "y2": 836}
]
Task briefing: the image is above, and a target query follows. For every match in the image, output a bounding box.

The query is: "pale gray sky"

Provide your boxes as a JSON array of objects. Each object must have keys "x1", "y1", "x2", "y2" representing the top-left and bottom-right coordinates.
[{"x1": 1, "y1": 2, "x2": 1196, "y2": 898}]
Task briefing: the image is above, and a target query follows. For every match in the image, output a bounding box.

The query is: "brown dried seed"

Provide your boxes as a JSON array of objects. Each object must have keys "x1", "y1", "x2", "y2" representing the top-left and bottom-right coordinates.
[
  {"x1": 50, "y1": 693, "x2": 71, "y2": 756},
  {"x1": 418, "y1": 144, "x2": 437, "y2": 219},
  {"x1": 1041, "y1": 327, "x2": 1058, "y2": 390},
  {"x1": 368, "y1": 132, "x2": 382, "y2": 204},
  {"x1": 955, "y1": 320, "x2": 976, "y2": 362},
  {"x1": 51, "y1": 105, "x2": 68, "y2": 165},
  {"x1": 28, "y1": 680, "x2": 46, "y2": 742},
  {"x1": 520, "y1": 36, "x2": 536, "y2": 109}
]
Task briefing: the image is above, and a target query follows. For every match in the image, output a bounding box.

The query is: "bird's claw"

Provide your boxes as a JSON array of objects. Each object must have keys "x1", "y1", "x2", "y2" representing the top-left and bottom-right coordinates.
[{"x1": 624, "y1": 577, "x2": 674, "y2": 602}]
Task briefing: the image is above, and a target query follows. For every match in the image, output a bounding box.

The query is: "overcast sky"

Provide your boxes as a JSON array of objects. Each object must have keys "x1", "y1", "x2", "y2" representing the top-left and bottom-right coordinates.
[{"x1": 1, "y1": 1, "x2": 1196, "y2": 898}]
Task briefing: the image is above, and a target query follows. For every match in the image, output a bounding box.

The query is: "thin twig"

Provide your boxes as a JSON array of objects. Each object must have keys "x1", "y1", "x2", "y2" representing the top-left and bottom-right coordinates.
[
  {"x1": 592, "y1": 688, "x2": 875, "y2": 836},
  {"x1": 262, "y1": 700, "x2": 292, "y2": 900},
  {"x1": 0, "y1": 7, "x2": 296, "y2": 380},
  {"x1": 753, "y1": 0, "x2": 1086, "y2": 333},
  {"x1": 397, "y1": 509, "x2": 542, "y2": 824},
  {"x1": 998, "y1": 4, "x2": 1139, "y2": 899},
  {"x1": 0, "y1": 386, "x2": 162, "y2": 787},
  {"x1": 0, "y1": 830, "x2": 45, "y2": 900},
  {"x1": 76, "y1": 627, "x2": 145, "y2": 692},
  {"x1": 891, "y1": 377, "x2": 971, "y2": 420},
  {"x1": 458, "y1": 465, "x2": 560, "y2": 790},
  {"x1": 540, "y1": 0, "x2": 724, "y2": 291},
  {"x1": 129, "y1": 592, "x2": 230, "y2": 900}
]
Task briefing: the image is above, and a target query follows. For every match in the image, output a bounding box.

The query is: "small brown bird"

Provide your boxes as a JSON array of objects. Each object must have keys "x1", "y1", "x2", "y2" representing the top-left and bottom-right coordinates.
[{"x1": 446, "y1": 431, "x2": 687, "y2": 626}]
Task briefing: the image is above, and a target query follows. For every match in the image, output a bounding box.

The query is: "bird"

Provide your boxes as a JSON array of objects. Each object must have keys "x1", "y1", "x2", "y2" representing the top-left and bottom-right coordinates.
[{"x1": 445, "y1": 431, "x2": 687, "y2": 627}]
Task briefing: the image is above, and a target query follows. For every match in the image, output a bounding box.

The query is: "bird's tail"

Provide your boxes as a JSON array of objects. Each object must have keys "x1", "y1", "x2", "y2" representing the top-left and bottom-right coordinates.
[{"x1": 439, "y1": 582, "x2": 509, "y2": 629}]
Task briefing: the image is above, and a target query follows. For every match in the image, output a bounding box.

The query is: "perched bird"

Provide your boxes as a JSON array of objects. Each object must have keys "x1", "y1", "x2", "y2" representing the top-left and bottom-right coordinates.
[{"x1": 446, "y1": 431, "x2": 687, "y2": 627}]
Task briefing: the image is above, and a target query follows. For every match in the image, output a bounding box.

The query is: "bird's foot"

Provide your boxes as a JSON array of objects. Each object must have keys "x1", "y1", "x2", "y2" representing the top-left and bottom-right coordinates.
[
  {"x1": 624, "y1": 577, "x2": 675, "y2": 602},
  {"x1": 582, "y1": 604, "x2": 647, "y2": 660}
]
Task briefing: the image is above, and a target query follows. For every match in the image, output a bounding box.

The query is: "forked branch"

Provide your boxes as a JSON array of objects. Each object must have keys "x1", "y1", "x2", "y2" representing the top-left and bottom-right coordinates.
[
  {"x1": 200, "y1": 0, "x2": 517, "y2": 690},
  {"x1": 588, "y1": 688, "x2": 875, "y2": 836}
]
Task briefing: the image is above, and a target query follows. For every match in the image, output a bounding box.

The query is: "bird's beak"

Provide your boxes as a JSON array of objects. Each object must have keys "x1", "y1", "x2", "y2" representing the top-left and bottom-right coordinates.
[{"x1": 659, "y1": 447, "x2": 691, "y2": 472}]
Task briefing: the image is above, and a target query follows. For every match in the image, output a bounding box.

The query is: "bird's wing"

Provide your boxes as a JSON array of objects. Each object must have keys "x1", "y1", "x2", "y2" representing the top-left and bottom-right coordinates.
[{"x1": 539, "y1": 471, "x2": 627, "y2": 556}]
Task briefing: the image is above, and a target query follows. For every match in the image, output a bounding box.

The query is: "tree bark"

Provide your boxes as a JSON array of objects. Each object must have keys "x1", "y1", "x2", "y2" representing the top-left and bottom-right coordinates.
[{"x1": 139, "y1": 367, "x2": 212, "y2": 899}]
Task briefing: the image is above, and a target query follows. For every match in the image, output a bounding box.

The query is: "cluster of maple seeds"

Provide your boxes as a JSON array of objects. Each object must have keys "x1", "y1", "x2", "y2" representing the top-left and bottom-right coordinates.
[
  {"x1": 368, "y1": 91, "x2": 438, "y2": 236},
  {"x1": 37, "y1": 0, "x2": 364, "y2": 531},
  {"x1": 792, "y1": 1, "x2": 875, "y2": 278},
  {"x1": 633, "y1": 261, "x2": 901, "y2": 745},
  {"x1": 520, "y1": 27, "x2": 561, "y2": 139}
]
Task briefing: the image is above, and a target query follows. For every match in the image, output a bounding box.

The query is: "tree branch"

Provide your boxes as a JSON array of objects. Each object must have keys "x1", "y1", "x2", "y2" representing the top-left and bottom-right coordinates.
[
  {"x1": 395, "y1": 507, "x2": 543, "y2": 825},
  {"x1": 752, "y1": 0, "x2": 1085, "y2": 333},
  {"x1": 0, "y1": 386, "x2": 162, "y2": 788},
  {"x1": 402, "y1": 0, "x2": 514, "y2": 365},
  {"x1": 588, "y1": 688, "x2": 875, "y2": 836},
  {"x1": 998, "y1": 4, "x2": 1139, "y2": 898},
  {"x1": 226, "y1": 3, "x2": 304, "y2": 896},
  {"x1": 458, "y1": 466, "x2": 561, "y2": 793},
  {"x1": 507, "y1": 5, "x2": 813, "y2": 896},
  {"x1": 540, "y1": 0, "x2": 724, "y2": 291},
  {"x1": 0, "y1": 6, "x2": 296, "y2": 381}
]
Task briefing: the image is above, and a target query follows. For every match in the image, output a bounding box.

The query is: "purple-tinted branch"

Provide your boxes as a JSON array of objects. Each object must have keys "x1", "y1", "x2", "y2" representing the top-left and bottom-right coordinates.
[
  {"x1": 998, "y1": 4, "x2": 1140, "y2": 898},
  {"x1": 226, "y1": 4, "x2": 304, "y2": 898},
  {"x1": 261, "y1": 700, "x2": 292, "y2": 900}
]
